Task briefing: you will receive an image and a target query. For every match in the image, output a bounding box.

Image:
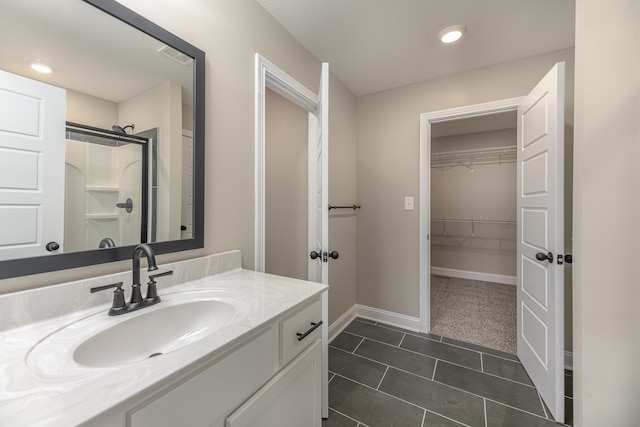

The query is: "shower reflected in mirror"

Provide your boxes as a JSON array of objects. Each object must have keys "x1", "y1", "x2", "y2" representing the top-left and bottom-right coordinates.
[{"x1": 64, "y1": 122, "x2": 151, "y2": 253}]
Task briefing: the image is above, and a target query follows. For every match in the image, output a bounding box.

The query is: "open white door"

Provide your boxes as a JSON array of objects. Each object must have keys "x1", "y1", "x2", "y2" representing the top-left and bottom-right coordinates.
[
  {"x1": 517, "y1": 62, "x2": 565, "y2": 422},
  {"x1": 308, "y1": 62, "x2": 329, "y2": 418},
  {"x1": 181, "y1": 131, "x2": 194, "y2": 239},
  {"x1": 0, "y1": 70, "x2": 65, "y2": 260}
]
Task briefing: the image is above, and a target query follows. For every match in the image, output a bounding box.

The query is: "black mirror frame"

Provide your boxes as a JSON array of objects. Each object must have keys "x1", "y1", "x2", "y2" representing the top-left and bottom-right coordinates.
[{"x1": 0, "y1": 0, "x2": 205, "y2": 280}]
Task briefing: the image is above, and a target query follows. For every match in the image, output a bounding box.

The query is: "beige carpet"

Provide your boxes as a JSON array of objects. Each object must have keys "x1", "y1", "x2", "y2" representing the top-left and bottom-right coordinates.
[{"x1": 430, "y1": 275, "x2": 516, "y2": 354}]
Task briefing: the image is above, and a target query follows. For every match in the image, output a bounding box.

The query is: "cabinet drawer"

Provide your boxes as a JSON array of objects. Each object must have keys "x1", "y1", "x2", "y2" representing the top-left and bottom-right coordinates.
[{"x1": 280, "y1": 298, "x2": 322, "y2": 365}]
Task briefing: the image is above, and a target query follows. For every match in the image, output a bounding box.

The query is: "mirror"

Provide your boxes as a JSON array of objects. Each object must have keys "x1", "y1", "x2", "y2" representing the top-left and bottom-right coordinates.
[{"x1": 0, "y1": 0, "x2": 205, "y2": 279}]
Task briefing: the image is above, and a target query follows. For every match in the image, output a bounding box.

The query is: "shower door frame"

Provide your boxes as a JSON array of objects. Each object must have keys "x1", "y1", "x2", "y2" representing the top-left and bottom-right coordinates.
[{"x1": 66, "y1": 122, "x2": 149, "y2": 246}]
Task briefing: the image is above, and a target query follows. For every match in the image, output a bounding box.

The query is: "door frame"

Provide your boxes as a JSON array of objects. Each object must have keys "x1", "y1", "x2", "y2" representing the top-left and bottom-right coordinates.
[
  {"x1": 255, "y1": 55, "x2": 330, "y2": 419},
  {"x1": 254, "y1": 53, "x2": 319, "y2": 272},
  {"x1": 418, "y1": 97, "x2": 524, "y2": 333}
]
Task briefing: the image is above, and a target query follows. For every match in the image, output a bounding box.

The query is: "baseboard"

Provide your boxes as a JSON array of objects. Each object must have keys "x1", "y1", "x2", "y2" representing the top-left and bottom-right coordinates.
[
  {"x1": 354, "y1": 304, "x2": 421, "y2": 332},
  {"x1": 328, "y1": 305, "x2": 357, "y2": 343},
  {"x1": 328, "y1": 304, "x2": 422, "y2": 340},
  {"x1": 431, "y1": 267, "x2": 517, "y2": 286},
  {"x1": 565, "y1": 351, "x2": 573, "y2": 371}
]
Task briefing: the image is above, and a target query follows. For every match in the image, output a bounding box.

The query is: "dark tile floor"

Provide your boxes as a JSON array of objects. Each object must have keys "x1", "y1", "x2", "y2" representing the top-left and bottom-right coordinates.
[{"x1": 323, "y1": 318, "x2": 573, "y2": 427}]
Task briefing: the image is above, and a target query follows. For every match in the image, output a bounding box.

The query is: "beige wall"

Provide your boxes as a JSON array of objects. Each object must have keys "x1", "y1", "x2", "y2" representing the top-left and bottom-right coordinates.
[
  {"x1": 356, "y1": 48, "x2": 574, "y2": 318},
  {"x1": 327, "y1": 74, "x2": 358, "y2": 324},
  {"x1": 264, "y1": 75, "x2": 359, "y2": 326},
  {"x1": 573, "y1": 0, "x2": 640, "y2": 425},
  {"x1": 66, "y1": 89, "x2": 117, "y2": 129},
  {"x1": 264, "y1": 88, "x2": 308, "y2": 280},
  {"x1": 431, "y1": 129, "x2": 517, "y2": 277},
  {"x1": 119, "y1": 81, "x2": 183, "y2": 242}
]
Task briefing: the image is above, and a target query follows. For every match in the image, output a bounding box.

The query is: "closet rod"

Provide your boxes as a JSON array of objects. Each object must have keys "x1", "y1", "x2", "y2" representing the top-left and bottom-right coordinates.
[
  {"x1": 431, "y1": 217, "x2": 516, "y2": 225},
  {"x1": 431, "y1": 145, "x2": 517, "y2": 171},
  {"x1": 329, "y1": 204, "x2": 361, "y2": 211}
]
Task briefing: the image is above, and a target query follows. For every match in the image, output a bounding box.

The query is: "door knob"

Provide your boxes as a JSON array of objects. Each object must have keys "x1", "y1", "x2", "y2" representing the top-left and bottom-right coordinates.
[
  {"x1": 535, "y1": 252, "x2": 553, "y2": 263},
  {"x1": 309, "y1": 251, "x2": 321, "y2": 260},
  {"x1": 45, "y1": 242, "x2": 60, "y2": 252},
  {"x1": 328, "y1": 251, "x2": 339, "y2": 260}
]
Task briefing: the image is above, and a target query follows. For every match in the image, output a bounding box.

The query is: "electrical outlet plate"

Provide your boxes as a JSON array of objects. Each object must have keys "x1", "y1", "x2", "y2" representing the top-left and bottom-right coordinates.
[{"x1": 404, "y1": 196, "x2": 414, "y2": 211}]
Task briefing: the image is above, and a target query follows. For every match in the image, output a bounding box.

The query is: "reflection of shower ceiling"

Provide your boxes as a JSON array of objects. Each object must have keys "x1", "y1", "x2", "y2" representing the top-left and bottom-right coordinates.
[
  {"x1": 0, "y1": 0, "x2": 194, "y2": 104},
  {"x1": 158, "y1": 45, "x2": 194, "y2": 66}
]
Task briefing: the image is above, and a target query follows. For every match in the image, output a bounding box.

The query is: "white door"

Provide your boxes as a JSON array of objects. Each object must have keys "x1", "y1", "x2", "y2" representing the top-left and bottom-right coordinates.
[
  {"x1": 307, "y1": 62, "x2": 329, "y2": 418},
  {"x1": 181, "y1": 131, "x2": 193, "y2": 239},
  {"x1": 517, "y1": 62, "x2": 565, "y2": 422},
  {"x1": 308, "y1": 63, "x2": 329, "y2": 284},
  {"x1": 0, "y1": 70, "x2": 66, "y2": 260}
]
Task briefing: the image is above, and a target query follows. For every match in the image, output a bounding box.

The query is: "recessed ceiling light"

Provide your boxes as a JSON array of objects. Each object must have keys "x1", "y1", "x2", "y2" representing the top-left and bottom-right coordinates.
[
  {"x1": 438, "y1": 25, "x2": 466, "y2": 44},
  {"x1": 28, "y1": 60, "x2": 54, "y2": 74}
]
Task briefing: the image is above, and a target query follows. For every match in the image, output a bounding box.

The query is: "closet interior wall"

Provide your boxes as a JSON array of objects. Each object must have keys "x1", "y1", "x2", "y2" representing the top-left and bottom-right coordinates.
[{"x1": 430, "y1": 127, "x2": 517, "y2": 281}]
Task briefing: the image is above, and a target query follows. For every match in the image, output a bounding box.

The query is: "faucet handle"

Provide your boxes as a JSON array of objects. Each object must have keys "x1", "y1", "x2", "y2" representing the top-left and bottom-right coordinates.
[
  {"x1": 90, "y1": 282, "x2": 126, "y2": 315},
  {"x1": 148, "y1": 270, "x2": 173, "y2": 281},
  {"x1": 145, "y1": 270, "x2": 173, "y2": 304},
  {"x1": 90, "y1": 281, "x2": 124, "y2": 293}
]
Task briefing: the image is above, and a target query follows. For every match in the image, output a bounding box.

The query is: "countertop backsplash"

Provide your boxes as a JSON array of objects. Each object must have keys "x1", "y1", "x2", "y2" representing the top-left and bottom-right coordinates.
[{"x1": 0, "y1": 250, "x2": 242, "y2": 332}]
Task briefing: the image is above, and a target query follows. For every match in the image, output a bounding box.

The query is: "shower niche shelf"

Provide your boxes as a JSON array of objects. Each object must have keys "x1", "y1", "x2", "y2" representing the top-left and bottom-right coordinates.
[
  {"x1": 86, "y1": 185, "x2": 120, "y2": 192},
  {"x1": 85, "y1": 214, "x2": 120, "y2": 220}
]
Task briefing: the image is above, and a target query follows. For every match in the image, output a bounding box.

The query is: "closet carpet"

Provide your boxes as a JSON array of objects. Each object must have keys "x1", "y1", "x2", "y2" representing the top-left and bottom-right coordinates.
[{"x1": 430, "y1": 275, "x2": 516, "y2": 354}]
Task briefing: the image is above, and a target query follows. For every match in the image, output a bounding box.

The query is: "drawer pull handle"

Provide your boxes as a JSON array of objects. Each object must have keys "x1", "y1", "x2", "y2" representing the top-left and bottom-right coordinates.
[{"x1": 296, "y1": 320, "x2": 323, "y2": 341}]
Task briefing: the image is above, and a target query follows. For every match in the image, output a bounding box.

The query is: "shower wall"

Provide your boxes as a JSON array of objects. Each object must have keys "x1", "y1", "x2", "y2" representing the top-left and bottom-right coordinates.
[{"x1": 64, "y1": 139, "x2": 142, "y2": 252}]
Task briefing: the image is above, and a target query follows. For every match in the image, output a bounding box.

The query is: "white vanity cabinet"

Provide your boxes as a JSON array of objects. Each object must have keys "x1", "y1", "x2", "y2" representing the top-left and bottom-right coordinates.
[
  {"x1": 123, "y1": 296, "x2": 323, "y2": 427},
  {"x1": 226, "y1": 299, "x2": 323, "y2": 427}
]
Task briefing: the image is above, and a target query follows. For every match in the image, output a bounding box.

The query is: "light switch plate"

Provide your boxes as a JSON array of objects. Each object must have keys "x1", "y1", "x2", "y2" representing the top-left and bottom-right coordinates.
[{"x1": 404, "y1": 196, "x2": 414, "y2": 211}]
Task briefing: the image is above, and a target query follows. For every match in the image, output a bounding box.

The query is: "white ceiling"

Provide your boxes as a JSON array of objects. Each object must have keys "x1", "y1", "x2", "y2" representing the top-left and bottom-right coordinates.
[
  {"x1": 0, "y1": 0, "x2": 194, "y2": 105},
  {"x1": 256, "y1": 0, "x2": 575, "y2": 96}
]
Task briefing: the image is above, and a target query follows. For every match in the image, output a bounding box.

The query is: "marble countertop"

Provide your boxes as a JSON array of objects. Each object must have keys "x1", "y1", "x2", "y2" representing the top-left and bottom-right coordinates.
[{"x1": 0, "y1": 251, "x2": 327, "y2": 426}]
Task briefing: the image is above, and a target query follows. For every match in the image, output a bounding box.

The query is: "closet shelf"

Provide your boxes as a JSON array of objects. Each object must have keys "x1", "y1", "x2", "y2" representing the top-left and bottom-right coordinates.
[
  {"x1": 431, "y1": 217, "x2": 516, "y2": 226},
  {"x1": 431, "y1": 145, "x2": 516, "y2": 171}
]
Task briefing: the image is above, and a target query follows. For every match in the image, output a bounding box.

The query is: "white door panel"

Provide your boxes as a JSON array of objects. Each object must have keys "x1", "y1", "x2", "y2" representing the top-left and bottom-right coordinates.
[
  {"x1": 522, "y1": 153, "x2": 548, "y2": 194},
  {"x1": 0, "y1": 70, "x2": 66, "y2": 260},
  {"x1": 307, "y1": 63, "x2": 329, "y2": 419},
  {"x1": 522, "y1": 209, "x2": 547, "y2": 249},
  {"x1": 308, "y1": 65, "x2": 328, "y2": 285},
  {"x1": 517, "y1": 62, "x2": 565, "y2": 422},
  {"x1": 522, "y1": 258, "x2": 548, "y2": 308}
]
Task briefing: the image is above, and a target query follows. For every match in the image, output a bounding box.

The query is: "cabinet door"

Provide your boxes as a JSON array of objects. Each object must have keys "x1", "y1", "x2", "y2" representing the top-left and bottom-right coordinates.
[
  {"x1": 226, "y1": 339, "x2": 321, "y2": 427},
  {"x1": 128, "y1": 327, "x2": 277, "y2": 427}
]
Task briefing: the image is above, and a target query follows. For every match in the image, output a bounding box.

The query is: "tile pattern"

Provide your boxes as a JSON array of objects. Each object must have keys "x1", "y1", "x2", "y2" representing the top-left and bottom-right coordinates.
[{"x1": 324, "y1": 318, "x2": 573, "y2": 427}]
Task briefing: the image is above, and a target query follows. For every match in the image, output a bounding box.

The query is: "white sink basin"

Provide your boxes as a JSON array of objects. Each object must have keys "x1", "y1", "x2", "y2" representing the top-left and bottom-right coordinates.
[
  {"x1": 26, "y1": 289, "x2": 251, "y2": 375},
  {"x1": 74, "y1": 300, "x2": 235, "y2": 367}
]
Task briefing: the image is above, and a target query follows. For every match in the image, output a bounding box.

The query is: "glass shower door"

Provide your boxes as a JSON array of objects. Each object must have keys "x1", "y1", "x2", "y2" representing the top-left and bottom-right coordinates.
[{"x1": 64, "y1": 123, "x2": 148, "y2": 252}]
